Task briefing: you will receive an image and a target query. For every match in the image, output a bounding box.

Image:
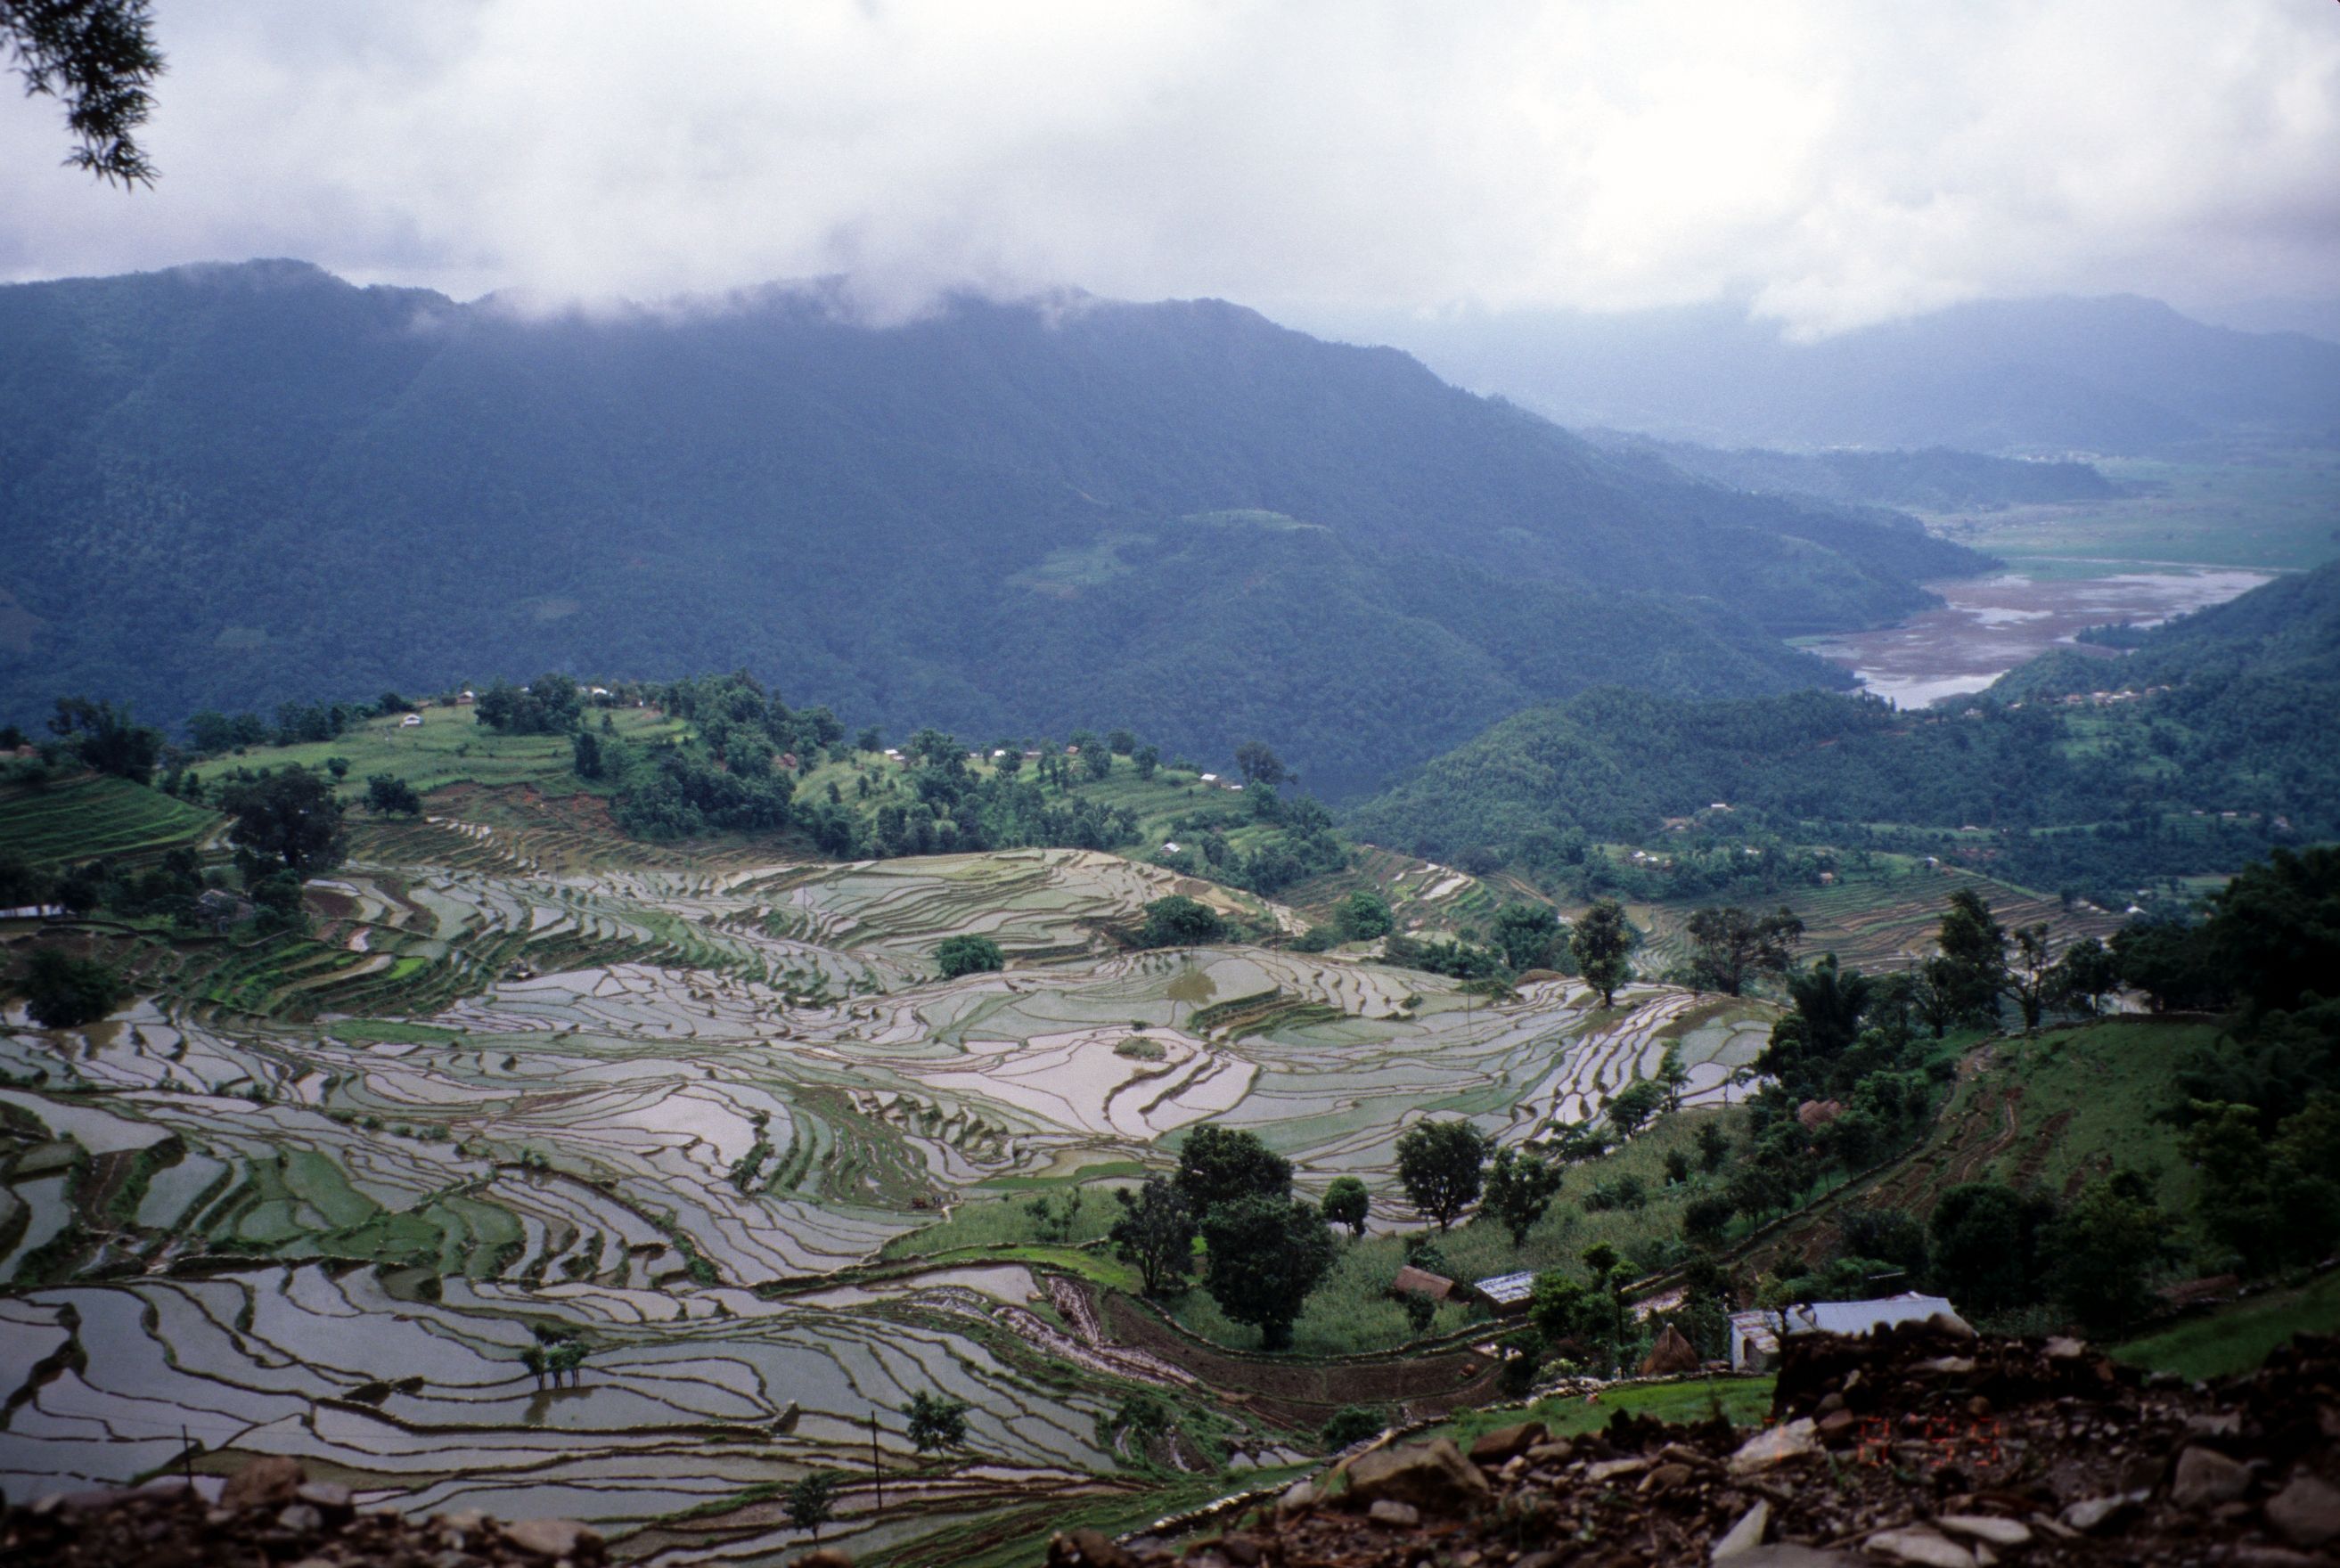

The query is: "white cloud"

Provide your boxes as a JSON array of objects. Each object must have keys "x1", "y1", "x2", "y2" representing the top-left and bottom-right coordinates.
[{"x1": 1, "y1": 0, "x2": 2334, "y2": 333}]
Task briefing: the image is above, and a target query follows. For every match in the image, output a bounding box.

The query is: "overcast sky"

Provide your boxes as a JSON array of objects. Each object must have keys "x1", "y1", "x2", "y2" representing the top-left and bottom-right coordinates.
[{"x1": 3, "y1": 0, "x2": 2336, "y2": 335}]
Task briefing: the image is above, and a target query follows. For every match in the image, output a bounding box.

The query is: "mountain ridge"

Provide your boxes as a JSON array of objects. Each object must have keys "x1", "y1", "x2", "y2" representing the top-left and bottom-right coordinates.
[{"x1": 0, "y1": 259, "x2": 1986, "y2": 796}]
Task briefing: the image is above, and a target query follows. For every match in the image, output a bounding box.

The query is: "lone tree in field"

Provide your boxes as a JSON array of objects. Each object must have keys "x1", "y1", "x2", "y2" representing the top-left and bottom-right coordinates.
[
  {"x1": 904, "y1": 1390, "x2": 970, "y2": 1453},
  {"x1": 1395, "y1": 1119, "x2": 1489, "y2": 1229},
  {"x1": 1109, "y1": 1177, "x2": 1197, "y2": 1295},
  {"x1": 18, "y1": 946, "x2": 126, "y2": 1029},
  {"x1": 2049, "y1": 936, "x2": 2120, "y2": 1016},
  {"x1": 1232, "y1": 740, "x2": 1288, "y2": 788},
  {"x1": 1604, "y1": 1078, "x2": 1665, "y2": 1140},
  {"x1": 2004, "y1": 921, "x2": 2057, "y2": 1030},
  {"x1": 784, "y1": 1469, "x2": 842, "y2": 1541},
  {"x1": 1490, "y1": 902, "x2": 1561, "y2": 971},
  {"x1": 222, "y1": 768, "x2": 347, "y2": 878},
  {"x1": 1683, "y1": 904, "x2": 1804, "y2": 996},
  {"x1": 934, "y1": 934, "x2": 1003, "y2": 979},
  {"x1": 1199, "y1": 1194, "x2": 1337, "y2": 1351},
  {"x1": 1321, "y1": 1175, "x2": 1370, "y2": 1237},
  {"x1": 1481, "y1": 1147, "x2": 1563, "y2": 1246},
  {"x1": 1174, "y1": 1125, "x2": 1291, "y2": 1215},
  {"x1": 1935, "y1": 889, "x2": 2009, "y2": 1025},
  {"x1": 364, "y1": 773, "x2": 422, "y2": 816},
  {"x1": 1139, "y1": 894, "x2": 1226, "y2": 948},
  {"x1": 1570, "y1": 900, "x2": 1632, "y2": 1008},
  {"x1": 1336, "y1": 891, "x2": 1394, "y2": 942}
]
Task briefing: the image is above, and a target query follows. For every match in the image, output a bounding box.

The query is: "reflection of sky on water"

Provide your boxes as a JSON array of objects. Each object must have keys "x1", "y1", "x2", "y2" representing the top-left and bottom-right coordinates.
[{"x1": 1812, "y1": 567, "x2": 2276, "y2": 709}]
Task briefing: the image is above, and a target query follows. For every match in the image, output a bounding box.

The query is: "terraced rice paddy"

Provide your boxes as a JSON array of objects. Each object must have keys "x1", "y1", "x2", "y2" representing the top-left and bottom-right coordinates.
[
  {"x1": 1637, "y1": 868, "x2": 2124, "y2": 978},
  {"x1": 0, "y1": 774, "x2": 225, "y2": 869},
  {"x1": 1, "y1": 834, "x2": 1770, "y2": 1561}
]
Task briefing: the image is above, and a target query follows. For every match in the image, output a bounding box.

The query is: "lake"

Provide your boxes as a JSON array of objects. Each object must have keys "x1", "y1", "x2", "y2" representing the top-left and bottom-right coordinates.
[{"x1": 1806, "y1": 567, "x2": 2274, "y2": 708}]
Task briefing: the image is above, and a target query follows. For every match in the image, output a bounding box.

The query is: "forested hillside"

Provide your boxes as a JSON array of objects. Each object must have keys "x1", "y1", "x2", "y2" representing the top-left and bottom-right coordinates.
[
  {"x1": 0, "y1": 261, "x2": 1990, "y2": 796},
  {"x1": 1349, "y1": 564, "x2": 2340, "y2": 894}
]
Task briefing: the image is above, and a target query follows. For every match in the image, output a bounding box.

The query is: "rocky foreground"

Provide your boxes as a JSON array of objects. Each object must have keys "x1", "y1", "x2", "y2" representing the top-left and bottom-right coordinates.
[
  {"x1": 5, "y1": 1326, "x2": 2334, "y2": 1567},
  {"x1": 1054, "y1": 1324, "x2": 2339, "y2": 1568}
]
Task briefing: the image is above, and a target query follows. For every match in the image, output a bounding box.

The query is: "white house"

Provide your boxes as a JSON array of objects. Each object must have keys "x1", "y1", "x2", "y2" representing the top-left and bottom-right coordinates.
[
  {"x1": 1726, "y1": 1292, "x2": 1962, "y2": 1371},
  {"x1": 400, "y1": 714, "x2": 424, "y2": 728}
]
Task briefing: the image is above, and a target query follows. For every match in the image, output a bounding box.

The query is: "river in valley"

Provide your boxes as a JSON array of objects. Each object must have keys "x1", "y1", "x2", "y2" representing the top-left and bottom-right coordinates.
[{"x1": 1806, "y1": 566, "x2": 2274, "y2": 708}]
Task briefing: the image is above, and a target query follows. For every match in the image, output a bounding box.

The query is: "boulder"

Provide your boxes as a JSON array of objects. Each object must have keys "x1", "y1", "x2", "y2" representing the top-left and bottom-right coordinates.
[
  {"x1": 1864, "y1": 1527, "x2": 1974, "y2": 1567},
  {"x1": 1935, "y1": 1515, "x2": 2031, "y2": 1548},
  {"x1": 1051, "y1": 1531, "x2": 1139, "y2": 1568},
  {"x1": 1640, "y1": 1324, "x2": 1700, "y2": 1376},
  {"x1": 1343, "y1": 1438, "x2": 1493, "y2": 1515},
  {"x1": 2267, "y1": 1474, "x2": 2340, "y2": 1549},
  {"x1": 2061, "y1": 1493, "x2": 2139, "y2": 1533},
  {"x1": 1468, "y1": 1420, "x2": 1548, "y2": 1466},
  {"x1": 219, "y1": 1456, "x2": 306, "y2": 1513},
  {"x1": 1711, "y1": 1499, "x2": 1769, "y2": 1561},
  {"x1": 2169, "y1": 1445, "x2": 2251, "y2": 1508},
  {"x1": 503, "y1": 1517, "x2": 605, "y2": 1560},
  {"x1": 1728, "y1": 1417, "x2": 1820, "y2": 1475}
]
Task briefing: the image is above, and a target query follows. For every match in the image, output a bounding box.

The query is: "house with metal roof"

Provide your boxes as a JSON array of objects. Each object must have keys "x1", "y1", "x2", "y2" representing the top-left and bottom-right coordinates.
[
  {"x1": 1473, "y1": 1270, "x2": 1538, "y2": 1314},
  {"x1": 1726, "y1": 1292, "x2": 1960, "y2": 1371}
]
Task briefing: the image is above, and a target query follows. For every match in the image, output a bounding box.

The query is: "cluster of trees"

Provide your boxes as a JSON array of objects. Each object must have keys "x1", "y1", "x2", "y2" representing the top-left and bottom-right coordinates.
[{"x1": 1109, "y1": 1127, "x2": 1338, "y2": 1350}]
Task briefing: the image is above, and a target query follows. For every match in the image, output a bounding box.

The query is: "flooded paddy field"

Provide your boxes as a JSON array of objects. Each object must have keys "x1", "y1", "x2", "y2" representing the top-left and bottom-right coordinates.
[{"x1": 0, "y1": 842, "x2": 1768, "y2": 1560}]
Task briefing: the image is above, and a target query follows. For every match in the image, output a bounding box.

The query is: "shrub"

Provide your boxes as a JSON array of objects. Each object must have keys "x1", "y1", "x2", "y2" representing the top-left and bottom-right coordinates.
[{"x1": 935, "y1": 934, "x2": 1004, "y2": 978}]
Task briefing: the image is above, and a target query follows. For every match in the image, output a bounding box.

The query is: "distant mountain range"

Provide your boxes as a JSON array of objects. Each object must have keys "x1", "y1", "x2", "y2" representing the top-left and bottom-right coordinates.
[
  {"x1": 0, "y1": 261, "x2": 1992, "y2": 796},
  {"x1": 1302, "y1": 295, "x2": 2340, "y2": 454},
  {"x1": 1577, "y1": 431, "x2": 2123, "y2": 512}
]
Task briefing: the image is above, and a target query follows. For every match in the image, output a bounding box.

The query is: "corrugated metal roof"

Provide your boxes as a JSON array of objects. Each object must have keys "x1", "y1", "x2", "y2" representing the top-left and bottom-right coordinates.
[{"x1": 1475, "y1": 1270, "x2": 1538, "y2": 1305}]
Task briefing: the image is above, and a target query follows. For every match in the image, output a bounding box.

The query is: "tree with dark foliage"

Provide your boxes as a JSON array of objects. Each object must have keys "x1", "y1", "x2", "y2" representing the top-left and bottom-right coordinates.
[
  {"x1": 1174, "y1": 1124, "x2": 1291, "y2": 1215},
  {"x1": 1684, "y1": 904, "x2": 1804, "y2": 995},
  {"x1": 222, "y1": 768, "x2": 347, "y2": 878},
  {"x1": 1570, "y1": 899, "x2": 1632, "y2": 1007},
  {"x1": 1109, "y1": 1176, "x2": 1196, "y2": 1296},
  {"x1": 1395, "y1": 1118, "x2": 1488, "y2": 1230},
  {"x1": 16, "y1": 945, "x2": 126, "y2": 1027},
  {"x1": 3, "y1": 0, "x2": 164, "y2": 184},
  {"x1": 1199, "y1": 1194, "x2": 1336, "y2": 1351},
  {"x1": 1482, "y1": 1147, "x2": 1562, "y2": 1246},
  {"x1": 46, "y1": 695, "x2": 160, "y2": 782}
]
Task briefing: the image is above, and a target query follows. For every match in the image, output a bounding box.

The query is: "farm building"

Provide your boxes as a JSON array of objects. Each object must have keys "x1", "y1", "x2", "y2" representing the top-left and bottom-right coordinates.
[
  {"x1": 400, "y1": 714, "x2": 424, "y2": 727},
  {"x1": 1390, "y1": 1265, "x2": 1454, "y2": 1302},
  {"x1": 0, "y1": 904, "x2": 66, "y2": 922},
  {"x1": 1473, "y1": 1270, "x2": 1537, "y2": 1315},
  {"x1": 1726, "y1": 1292, "x2": 1961, "y2": 1371}
]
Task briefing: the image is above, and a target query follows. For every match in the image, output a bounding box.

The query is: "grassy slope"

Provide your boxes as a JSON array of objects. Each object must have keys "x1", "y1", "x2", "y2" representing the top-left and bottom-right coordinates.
[
  {"x1": 1734, "y1": 1016, "x2": 2222, "y2": 1285},
  {"x1": 2113, "y1": 1270, "x2": 2340, "y2": 1380},
  {"x1": 183, "y1": 702, "x2": 688, "y2": 805},
  {"x1": 1424, "y1": 1374, "x2": 1776, "y2": 1452},
  {"x1": 0, "y1": 772, "x2": 224, "y2": 870}
]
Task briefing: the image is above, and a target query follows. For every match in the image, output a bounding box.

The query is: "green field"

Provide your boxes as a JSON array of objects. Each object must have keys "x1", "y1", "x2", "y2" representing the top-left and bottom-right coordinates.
[
  {"x1": 0, "y1": 772, "x2": 225, "y2": 869},
  {"x1": 2113, "y1": 1270, "x2": 2340, "y2": 1381},
  {"x1": 1919, "y1": 450, "x2": 2340, "y2": 579},
  {"x1": 1423, "y1": 1373, "x2": 1775, "y2": 1452},
  {"x1": 185, "y1": 701, "x2": 688, "y2": 805}
]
